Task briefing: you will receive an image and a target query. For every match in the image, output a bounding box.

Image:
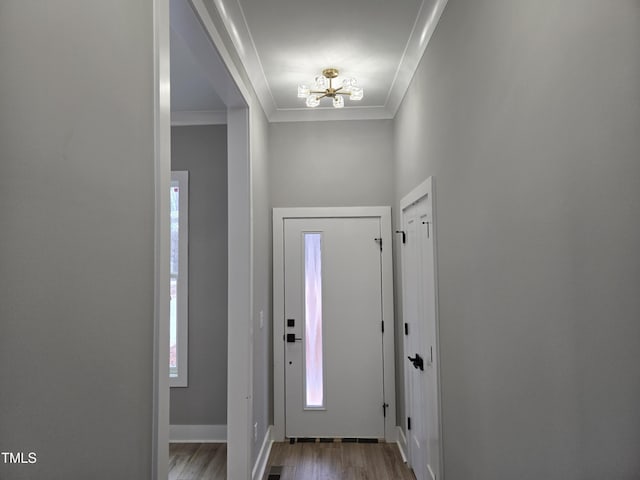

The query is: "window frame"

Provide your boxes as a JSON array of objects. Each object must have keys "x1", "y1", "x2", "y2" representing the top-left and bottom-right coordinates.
[{"x1": 170, "y1": 170, "x2": 189, "y2": 387}]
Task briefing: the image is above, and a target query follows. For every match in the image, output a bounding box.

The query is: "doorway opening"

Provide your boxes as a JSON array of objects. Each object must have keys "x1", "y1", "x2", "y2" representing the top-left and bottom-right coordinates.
[{"x1": 153, "y1": 0, "x2": 253, "y2": 478}]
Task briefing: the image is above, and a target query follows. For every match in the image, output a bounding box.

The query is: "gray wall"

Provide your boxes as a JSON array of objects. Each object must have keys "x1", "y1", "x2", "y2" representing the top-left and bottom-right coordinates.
[
  {"x1": 170, "y1": 125, "x2": 228, "y2": 426},
  {"x1": 269, "y1": 119, "x2": 397, "y2": 437},
  {"x1": 0, "y1": 1, "x2": 155, "y2": 479},
  {"x1": 393, "y1": 1, "x2": 640, "y2": 479},
  {"x1": 270, "y1": 120, "x2": 394, "y2": 207}
]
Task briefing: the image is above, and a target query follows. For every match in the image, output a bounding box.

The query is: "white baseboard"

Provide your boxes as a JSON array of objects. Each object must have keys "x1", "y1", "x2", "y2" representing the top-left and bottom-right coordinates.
[
  {"x1": 252, "y1": 425, "x2": 273, "y2": 480},
  {"x1": 396, "y1": 425, "x2": 408, "y2": 463},
  {"x1": 169, "y1": 424, "x2": 227, "y2": 443}
]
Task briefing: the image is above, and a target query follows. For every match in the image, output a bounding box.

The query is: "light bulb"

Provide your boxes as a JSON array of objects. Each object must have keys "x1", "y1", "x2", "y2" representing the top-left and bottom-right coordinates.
[
  {"x1": 350, "y1": 86, "x2": 364, "y2": 101},
  {"x1": 314, "y1": 75, "x2": 327, "y2": 90},
  {"x1": 333, "y1": 95, "x2": 344, "y2": 108},
  {"x1": 342, "y1": 78, "x2": 356, "y2": 89},
  {"x1": 297, "y1": 84, "x2": 310, "y2": 98},
  {"x1": 306, "y1": 95, "x2": 320, "y2": 107}
]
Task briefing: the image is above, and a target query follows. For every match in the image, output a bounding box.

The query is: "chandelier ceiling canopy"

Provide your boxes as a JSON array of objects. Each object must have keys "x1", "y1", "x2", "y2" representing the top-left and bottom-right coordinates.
[{"x1": 297, "y1": 68, "x2": 364, "y2": 109}]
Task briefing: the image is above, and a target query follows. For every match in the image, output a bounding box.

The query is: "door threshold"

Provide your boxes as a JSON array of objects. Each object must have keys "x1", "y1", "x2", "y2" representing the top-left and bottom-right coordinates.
[{"x1": 287, "y1": 437, "x2": 381, "y2": 444}]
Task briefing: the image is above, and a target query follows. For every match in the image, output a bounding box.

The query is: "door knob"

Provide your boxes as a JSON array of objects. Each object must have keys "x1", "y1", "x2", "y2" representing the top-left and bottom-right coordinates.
[
  {"x1": 407, "y1": 354, "x2": 424, "y2": 371},
  {"x1": 286, "y1": 333, "x2": 302, "y2": 343}
]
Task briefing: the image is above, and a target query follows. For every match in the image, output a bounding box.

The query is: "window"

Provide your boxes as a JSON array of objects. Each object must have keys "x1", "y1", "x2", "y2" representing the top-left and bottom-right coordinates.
[{"x1": 170, "y1": 171, "x2": 188, "y2": 387}]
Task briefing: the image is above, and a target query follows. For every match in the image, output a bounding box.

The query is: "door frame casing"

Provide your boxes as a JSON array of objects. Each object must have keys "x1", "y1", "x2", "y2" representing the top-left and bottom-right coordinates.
[
  {"x1": 273, "y1": 207, "x2": 397, "y2": 442},
  {"x1": 399, "y1": 177, "x2": 444, "y2": 479}
]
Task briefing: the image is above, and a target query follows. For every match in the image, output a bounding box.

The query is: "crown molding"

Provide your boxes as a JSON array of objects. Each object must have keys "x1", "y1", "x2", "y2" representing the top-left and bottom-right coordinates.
[
  {"x1": 171, "y1": 110, "x2": 227, "y2": 125},
  {"x1": 269, "y1": 105, "x2": 393, "y2": 123},
  {"x1": 386, "y1": 0, "x2": 449, "y2": 116}
]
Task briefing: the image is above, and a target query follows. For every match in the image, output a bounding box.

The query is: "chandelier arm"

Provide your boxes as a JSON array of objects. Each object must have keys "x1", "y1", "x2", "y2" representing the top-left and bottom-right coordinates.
[{"x1": 336, "y1": 92, "x2": 351, "y2": 96}]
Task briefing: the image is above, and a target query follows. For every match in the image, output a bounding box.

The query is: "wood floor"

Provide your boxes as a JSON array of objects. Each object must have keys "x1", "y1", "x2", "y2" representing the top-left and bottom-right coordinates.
[
  {"x1": 169, "y1": 443, "x2": 226, "y2": 480},
  {"x1": 265, "y1": 441, "x2": 416, "y2": 480},
  {"x1": 169, "y1": 440, "x2": 415, "y2": 480}
]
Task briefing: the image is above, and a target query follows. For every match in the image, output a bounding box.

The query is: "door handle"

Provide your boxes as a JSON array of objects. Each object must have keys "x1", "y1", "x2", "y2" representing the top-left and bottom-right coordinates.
[
  {"x1": 407, "y1": 354, "x2": 424, "y2": 371},
  {"x1": 286, "y1": 333, "x2": 302, "y2": 343}
]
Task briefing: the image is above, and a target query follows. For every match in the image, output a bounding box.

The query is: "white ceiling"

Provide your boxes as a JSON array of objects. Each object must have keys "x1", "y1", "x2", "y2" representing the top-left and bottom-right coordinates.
[
  {"x1": 239, "y1": 0, "x2": 422, "y2": 110},
  {"x1": 170, "y1": 0, "x2": 448, "y2": 122}
]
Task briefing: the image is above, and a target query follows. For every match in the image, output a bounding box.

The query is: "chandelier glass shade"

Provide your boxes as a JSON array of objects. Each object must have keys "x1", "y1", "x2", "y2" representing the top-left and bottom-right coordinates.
[{"x1": 297, "y1": 68, "x2": 364, "y2": 108}]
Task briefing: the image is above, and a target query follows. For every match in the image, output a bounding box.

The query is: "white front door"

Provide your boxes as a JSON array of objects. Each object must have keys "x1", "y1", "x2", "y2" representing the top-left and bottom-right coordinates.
[
  {"x1": 284, "y1": 217, "x2": 385, "y2": 438},
  {"x1": 401, "y1": 180, "x2": 441, "y2": 480}
]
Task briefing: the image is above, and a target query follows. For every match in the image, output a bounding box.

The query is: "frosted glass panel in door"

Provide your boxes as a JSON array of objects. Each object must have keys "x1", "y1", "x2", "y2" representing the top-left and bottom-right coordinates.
[{"x1": 304, "y1": 233, "x2": 323, "y2": 408}]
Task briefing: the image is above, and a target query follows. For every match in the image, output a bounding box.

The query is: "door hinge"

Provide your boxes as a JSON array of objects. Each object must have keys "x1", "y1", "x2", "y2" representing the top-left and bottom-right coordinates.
[
  {"x1": 383, "y1": 403, "x2": 389, "y2": 417},
  {"x1": 407, "y1": 417, "x2": 412, "y2": 430},
  {"x1": 422, "y1": 221, "x2": 430, "y2": 238},
  {"x1": 374, "y1": 237, "x2": 382, "y2": 251},
  {"x1": 381, "y1": 321, "x2": 384, "y2": 333},
  {"x1": 404, "y1": 323, "x2": 409, "y2": 335},
  {"x1": 395, "y1": 230, "x2": 406, "y2": 244}
]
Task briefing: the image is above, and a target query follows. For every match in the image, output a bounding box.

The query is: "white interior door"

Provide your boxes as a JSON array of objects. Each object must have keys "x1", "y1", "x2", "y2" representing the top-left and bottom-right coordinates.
[
  {"x1": 403, "y1": 202, "x2": 428, "y2": 479},
  {"x1": 401, "y1": 182, "x2": 441, "y2": 480},
  {"x1": 284, "y1": 217, "x2": 385, "y2": 438}
]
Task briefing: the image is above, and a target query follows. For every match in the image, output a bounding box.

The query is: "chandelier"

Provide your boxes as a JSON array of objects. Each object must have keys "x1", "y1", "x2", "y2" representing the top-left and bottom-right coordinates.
[{"x1": 297, "y1": 68, "x2": 364, "y2": 108}]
